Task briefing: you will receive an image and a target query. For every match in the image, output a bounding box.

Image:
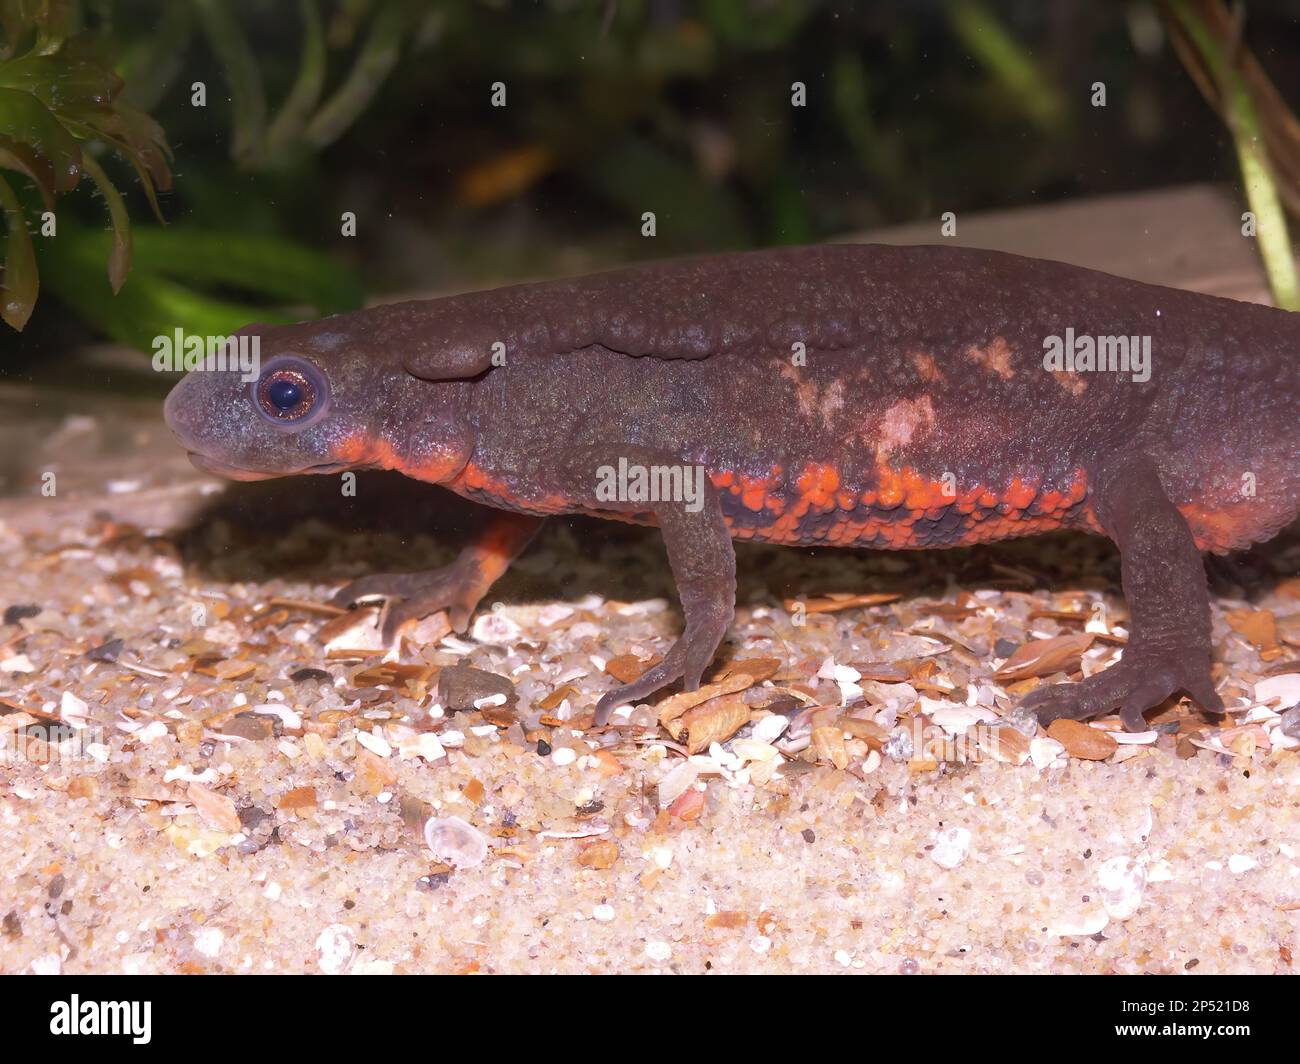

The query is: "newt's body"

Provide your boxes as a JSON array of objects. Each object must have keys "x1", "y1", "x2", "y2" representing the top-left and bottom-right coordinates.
[{"x1": 165, "y1": 244, "x2": 1300, "y2": 729}]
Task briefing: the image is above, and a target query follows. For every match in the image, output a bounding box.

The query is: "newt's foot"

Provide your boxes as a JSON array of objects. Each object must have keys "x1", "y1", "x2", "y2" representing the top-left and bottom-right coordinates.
[
  {"x1": 332, "y1": 564, "x2": 480, "y2": 641},
  {"x1": 593, "y1": 601, "x2": 731, "y2": 726},
  {"x1": 1019, "y1": 645, "x2": 1224, "y2": 732}
]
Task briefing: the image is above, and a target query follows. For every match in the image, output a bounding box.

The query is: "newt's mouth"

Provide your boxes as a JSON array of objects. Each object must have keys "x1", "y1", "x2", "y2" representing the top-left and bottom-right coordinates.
[{"x1": 186, "y1": 452, "x2": 348, "y2": 480}]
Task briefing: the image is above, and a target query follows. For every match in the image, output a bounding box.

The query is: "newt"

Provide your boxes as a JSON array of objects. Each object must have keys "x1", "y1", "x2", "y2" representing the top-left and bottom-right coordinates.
[{"x1": 164, "y1": 244, "x2": 1300, "y2": 730}]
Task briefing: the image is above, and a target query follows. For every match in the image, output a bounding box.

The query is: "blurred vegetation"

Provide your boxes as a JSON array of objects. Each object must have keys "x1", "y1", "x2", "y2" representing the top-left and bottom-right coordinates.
[
  {"x1": 1162, "y1": 0, "x2": 1300, "y2": 309},
  {"x1": 1, "y1": 0, "x2": 1299, "y2": 369}
]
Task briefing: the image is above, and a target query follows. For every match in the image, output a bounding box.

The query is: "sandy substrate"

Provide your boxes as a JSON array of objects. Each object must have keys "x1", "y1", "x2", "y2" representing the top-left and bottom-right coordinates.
[{"x1": 0, "y1": 437, "x2": 1298, "y2": 974}]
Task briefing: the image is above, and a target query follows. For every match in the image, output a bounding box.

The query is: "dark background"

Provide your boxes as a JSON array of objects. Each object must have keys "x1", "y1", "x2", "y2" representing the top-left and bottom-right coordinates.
[{"x1": 2, "y1": 0, "x2": 1299, "y2": 385}]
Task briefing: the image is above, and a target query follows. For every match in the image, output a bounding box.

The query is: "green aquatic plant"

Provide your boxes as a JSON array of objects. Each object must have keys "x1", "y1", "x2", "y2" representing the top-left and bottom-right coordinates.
[
  {"x1": 38, "y1": 222, "x2": 363, "y2": 352},
  {"x1": 1, "y1": 0, "x2": 364, "y2": 349},
  {"x1": 1163, "y1": 0, "x2": 1300, "y2": 311},
  {"x1": 167, "y1": 0, "x2": 433, "y2": 169},
  {"x1": 0, "y1": 0, "x2": 171, "y2": 330},
  {"x1": 947, "y1": 0, "x2": 1067, "y2": 134}
]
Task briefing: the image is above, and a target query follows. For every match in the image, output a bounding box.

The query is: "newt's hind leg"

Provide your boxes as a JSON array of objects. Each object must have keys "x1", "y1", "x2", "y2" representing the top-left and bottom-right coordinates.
[
  {"x1": 333, "y1": 510, "x2": 543, "y2": 639},
  {"x1": 1019, "y1": 455, "x2": 1224, "y2": 732}
]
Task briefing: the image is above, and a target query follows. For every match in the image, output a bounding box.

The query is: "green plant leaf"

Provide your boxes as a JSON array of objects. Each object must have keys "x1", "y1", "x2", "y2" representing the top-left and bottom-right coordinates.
[
  {"x1": 35, "y1": 220, "x2": 360, "y2": 351},
  {"x1": 701, "y1": 0, "x2": 813, "y2": 49},
  {"x1": 948, "y1": 0, "x2": 1066, "y2": 133},
  {"x1": 0, "y1": 83, "x2": 82, "y2": 203},
  {"x1": 1, "y1": 0, "x2": 74, "y2": 60},
  {"x1": 0, "y1": 169, "x2": 37, "y2": 329},
  {"x1": 0, "y1": 40, "x2": 122, "y2": 113},
  {"x1": 265, "y1": 0, "x2": 327, "y2": 154},
  {"x1": 79, "y1": 150, "x2": 131, "y2": 292},
  {"x1": 193, "y1": 0, "x2": 268, "y2": 165},
  {"x1": 115, "y1": 2, "x2": 194, "y2": 112},
  {"x1": 64, "y1": 100, "x2": 174, "y2": 221},
  {"x1": 305, "y1": 1, "x2": 409, "y2": 149},
  {"x1": 37, "y1": 226, "x2": 293, "y2": 351},
  {"x1": 1166, "y1": 1, "x2": 1299, "y2": 311},
  {"x1": 131, "y1": 226, "x2": 362, "y2": 313}
]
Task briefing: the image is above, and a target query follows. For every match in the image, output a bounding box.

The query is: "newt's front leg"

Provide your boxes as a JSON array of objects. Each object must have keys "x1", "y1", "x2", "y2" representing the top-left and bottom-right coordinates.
[
  {"x1": 1020, "y1": 455, "x2": 1224, "y2": 732},
  {"x1": 334, "y1": 510, "x2": 544, "y2": 640},
  {"x1": 593, "y1": 465, "x2": 737, "y2": 725}
]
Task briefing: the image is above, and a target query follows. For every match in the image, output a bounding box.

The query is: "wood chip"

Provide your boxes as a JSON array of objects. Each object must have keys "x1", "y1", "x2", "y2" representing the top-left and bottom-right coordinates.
[
  {"x1": 0, "y1": 696, "x2": 60, "y2": 720},
  {"x1": 670, "y1": 695, "x2": 751, "y2": 753},
  {"x1": 350, "y1": 662, "x2": 439, "y2": 698},
  {"x1": 186, "y1": 783, "x2": 240, "y2": 833},
  {"x1": 539, "y1": 684, "x2": 577, "y2": 711},
  {"x1": 278, "y1": 786, "x2": 318, "y2": 812},
  {"x1": 1226, "y1": 608, "x2": 1282, "y2": 661},
  {"x1": 593, "y1": 749, "x2": 624, "y2": 776},
  {"x1": 576, "y1": 839, "x2": 620, "y2": 869},
  {"x1": 850, "y1": 662, "x2": 911, "y2": 683},
  {"x1": 0, "y1": 711, "x2": 38, "y2": 734},
  {"x1": 976, "y1": 725, "x2": 1030, "y2": 765},
  {"x1": 782, "y1": 591, "x2": 902, "y2": 614},
  {"x1": 251, "y1": 599, "x2": 346, "y2": 629},
  {"x1": 924, "y1": 603, "x2": 980, "y2": 620},
  {"x1": 193, "y1": 657, "x2": 259, "y2": 681},
  {"x1": 657, "y1": 672, "x2": 755, "y2": 728},
  {"x1": 840, "y1": 717, "x2": 889, "y2": 749},
  {"x1": 68, "y1": 775, "x2": 98, "y2": 800},
  {"x1": 1047, "y1": 719, "x2": 1118, "y2": 760},
  {"x1": 995, "y1": 633, "x2": 1095, "y2": 681},
  {"x1": 355, "y1": 747, "x2": 397, "y2": 795},
  {"x1": 812, "y1": 724, "x2": 851, "y2": 769},
  {"x1": 668, "y1": 787, "x2": 706, "y2": 820},
  {"x1": 605, "y1": 653, "x2": 659, "y2": 684},
  {"x1": 1027, "y1": 608, "x2": 1093, "y2": 624},
  {"x1": 712, "y1": 658, "x2": 782, "y2": 684},
  {"x1": 318, "y1": 608, "x2": 386, "y2": 656}
]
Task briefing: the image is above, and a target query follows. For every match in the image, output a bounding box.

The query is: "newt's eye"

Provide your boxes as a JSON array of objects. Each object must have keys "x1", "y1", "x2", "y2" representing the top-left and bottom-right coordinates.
[{"x1": 253, "y1": 358, "x2": 329, "y2": 426}]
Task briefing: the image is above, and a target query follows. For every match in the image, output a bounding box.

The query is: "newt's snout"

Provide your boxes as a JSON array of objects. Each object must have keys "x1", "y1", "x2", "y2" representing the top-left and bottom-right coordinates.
[
  {"x1": 164, "y1": 373, "x2": 274, "y2": 480},
  {"x1": 163, "y1": 343, "x2": 356, "y2": 481}
]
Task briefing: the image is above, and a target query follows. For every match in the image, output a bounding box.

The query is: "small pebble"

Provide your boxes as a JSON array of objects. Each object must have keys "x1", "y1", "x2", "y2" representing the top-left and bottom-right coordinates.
[
  {"x1": 1001, "y1": 705, "x2": 1039, "y2": 737},
  {"x1": 1097, "y1": 856, "x2": 1145, "y2": 920},
  {"x1": 193, "y1": 927, "x2": 224, "y2": 958},
  {"x1": 86, "y1": 637, "x2": 124, "y2": 662},
  {"x1": 424, "y1": 816, "x2": 489, "y2": 868},
  {"x1": 883, "y1": 727, "x2": 914, "y2": 762},
  {"x1": 438, "y1": 663, "x2": 516, "y2": 713},
  {"x1": 931, "y1": 827, "x2": 972, "y2": 869},
  {"x1": 3, "y1": 604, "x2": 40, "y2": 626},
  {"x1": 315, "y1": 924, "x2": 355, "y2": 974},
  {"x1": 645, "y1": 941, "x2": 672, "y2": 962},
  {"x1": 1281, "y1": 705, "x2": 1300, "y2": 741}
]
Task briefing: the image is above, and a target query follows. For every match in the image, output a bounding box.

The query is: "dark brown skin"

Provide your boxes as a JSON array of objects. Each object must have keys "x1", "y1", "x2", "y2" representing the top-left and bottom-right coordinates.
[{"x1": 164, "y1": 244, "x2": 1300, "y2": 728}]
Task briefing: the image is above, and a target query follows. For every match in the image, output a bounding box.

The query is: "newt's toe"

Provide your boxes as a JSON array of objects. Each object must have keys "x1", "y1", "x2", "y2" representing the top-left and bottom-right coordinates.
[
  {"x1": 1019, "y1": 646, "x2": 1222, "y2": 732},
  {"x1": 334, "y1": 564, "x2": 482, "y2": 646}
]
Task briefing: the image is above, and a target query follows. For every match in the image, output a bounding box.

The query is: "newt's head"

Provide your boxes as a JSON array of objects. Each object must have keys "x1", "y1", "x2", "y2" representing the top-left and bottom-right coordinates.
[{"x1": 163, "y1": 317, "x2": 473, "y2": 484}]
